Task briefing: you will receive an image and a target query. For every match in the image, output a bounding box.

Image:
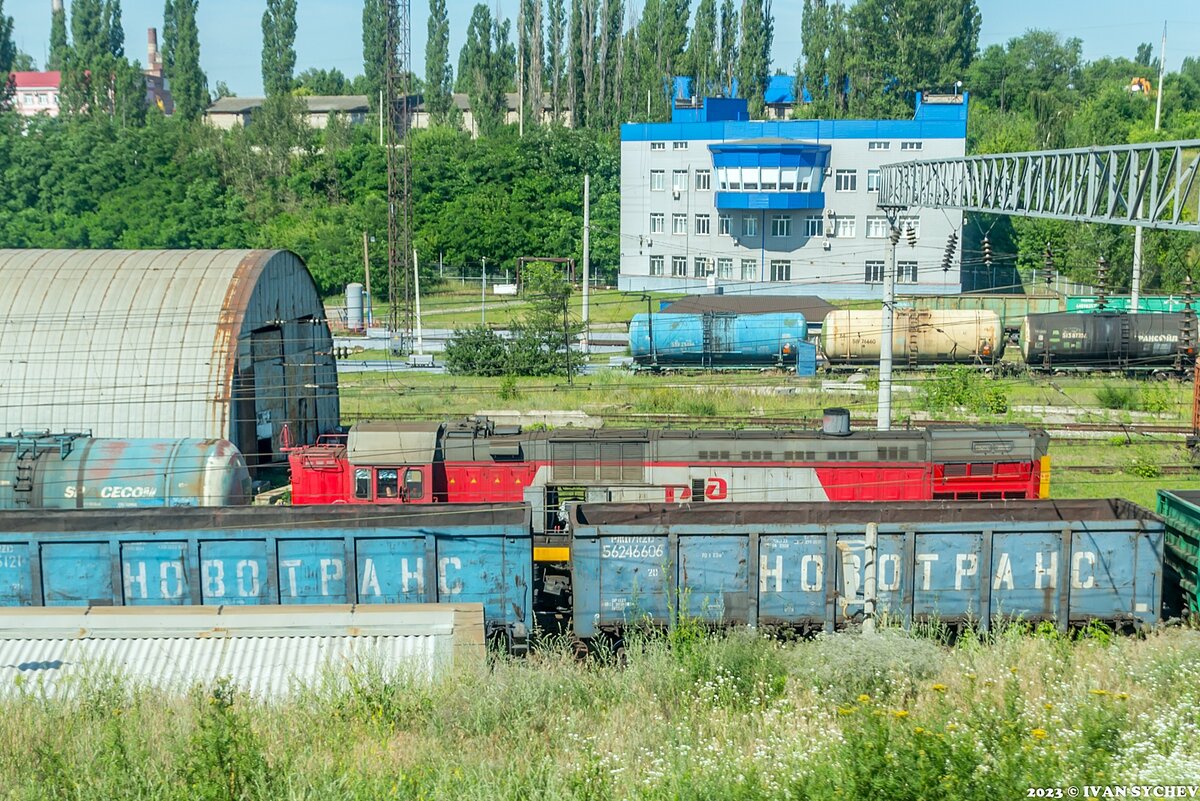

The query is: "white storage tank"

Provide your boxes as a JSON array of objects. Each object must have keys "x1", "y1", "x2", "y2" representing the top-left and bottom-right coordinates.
[{"x1": 346, "y1": 283, "x2": 365, "y2": 332}]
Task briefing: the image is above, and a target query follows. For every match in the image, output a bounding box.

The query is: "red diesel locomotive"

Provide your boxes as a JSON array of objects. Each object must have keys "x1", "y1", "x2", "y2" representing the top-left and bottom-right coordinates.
[{"x1": 287, "y1": 412, "x2": 1051, "y2": 510}]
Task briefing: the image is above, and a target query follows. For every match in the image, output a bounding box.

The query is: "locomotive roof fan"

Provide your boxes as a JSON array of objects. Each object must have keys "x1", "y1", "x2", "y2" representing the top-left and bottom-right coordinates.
[{"x1": 822, "y1": 408, "x2": 851, "y2": 437}]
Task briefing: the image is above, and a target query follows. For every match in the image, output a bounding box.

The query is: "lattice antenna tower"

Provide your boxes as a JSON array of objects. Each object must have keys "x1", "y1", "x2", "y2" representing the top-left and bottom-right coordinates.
[{"x1": 385, "y1": 0, "x2": 414, "y2": 347}]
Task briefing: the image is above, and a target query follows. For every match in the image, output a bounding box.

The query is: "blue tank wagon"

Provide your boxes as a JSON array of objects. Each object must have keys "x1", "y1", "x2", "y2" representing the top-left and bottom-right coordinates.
[
  {"x1": 0, "y1": 431, "x2": 252, "y2": 509},
  {"x1": 0, "y1": 505, "x2": 532, "y2": 651},
  {"x1": 629, "y1": 312, "x2": 809, "y2": 370},
  {"x1": 569, "y1": 500, "x2": 1163, "y2": 638}
]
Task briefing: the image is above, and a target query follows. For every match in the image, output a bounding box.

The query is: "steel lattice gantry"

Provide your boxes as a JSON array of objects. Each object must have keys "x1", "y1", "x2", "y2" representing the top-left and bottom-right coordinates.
[{"x1": 878, "y1": 140, "x2": 1200, "y2": 231}]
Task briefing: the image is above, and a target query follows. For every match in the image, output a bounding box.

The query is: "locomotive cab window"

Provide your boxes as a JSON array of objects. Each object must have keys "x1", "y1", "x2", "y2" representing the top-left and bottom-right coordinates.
[
  {"x1": 354, "y1": 468, "x2": 372, "y2": 499},
  {"x1": 376, "y1": 469, "x2": 400, "y2": 499},
  {"x1": 404, "y1": 468, "x2": 424, "y2": 500}
]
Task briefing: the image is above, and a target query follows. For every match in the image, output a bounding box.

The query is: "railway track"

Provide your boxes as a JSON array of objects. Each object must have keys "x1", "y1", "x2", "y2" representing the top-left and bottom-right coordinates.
[{"x1": 343, "y1": 410, "x2": 1193, "y2": 436}]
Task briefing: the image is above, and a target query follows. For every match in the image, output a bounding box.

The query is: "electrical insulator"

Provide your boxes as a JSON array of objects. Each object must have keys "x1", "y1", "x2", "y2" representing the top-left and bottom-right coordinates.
[
  {"x1": 905, "y1": 225, "x2": 917, "y2": 248},
  {"x1": 942, "y1": 231, "x2": 958, "y2": 272},
  {"x1": 982, "y1": 236, "x2": 993, "y2": 268},
  {"x1": 889, "y1": 225, "x2": 901, "y2": 246}
]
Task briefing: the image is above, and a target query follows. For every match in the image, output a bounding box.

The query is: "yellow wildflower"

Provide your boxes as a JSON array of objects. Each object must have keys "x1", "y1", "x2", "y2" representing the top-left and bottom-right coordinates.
[
  {"x1": 1031, "y1": 728, "x2": 1048, "y2": 740},
  {"x1": 892, "y1": 710, "x2": 909, "y2": 719},
  {"x1": 1043, "y1": 703, "x2": 1054, "y2": 711},
  {"x1": 914, "y1": 727, "x2": 925, "y2": 734},
  {"x1": 1089, "y1": 689, "x2": 1108, "y2": 696},
  {"x1": 837, "y1": 706, "x2": 854, "y2": 716},
  {"x1": 931, "y1": 683, "x2": 947, "y2": 693},
  {"x1": 857, "y1": 694, "x2": 871, "y2": 703},
  {"x1": 1116, "y1": 692, "x2": 1129, "y2": 700}
]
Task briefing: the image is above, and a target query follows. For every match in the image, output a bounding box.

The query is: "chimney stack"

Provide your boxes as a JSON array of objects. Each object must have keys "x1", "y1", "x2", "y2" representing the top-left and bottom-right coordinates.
[
  {"x1": 147, "y1": 28, "x2": 162, "y2": 76},
  {"x1": 52, "y1": 0, "x2": 64, "y2": 13}
]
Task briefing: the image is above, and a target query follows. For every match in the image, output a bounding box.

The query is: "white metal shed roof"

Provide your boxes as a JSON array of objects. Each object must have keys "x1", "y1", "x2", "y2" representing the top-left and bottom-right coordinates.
[
  {"x1": 0, "y1": 604, "x2": 483, "y2": 698},
  {"x1": 0, "y1": 250, "x2": 338, "y2": 456}
]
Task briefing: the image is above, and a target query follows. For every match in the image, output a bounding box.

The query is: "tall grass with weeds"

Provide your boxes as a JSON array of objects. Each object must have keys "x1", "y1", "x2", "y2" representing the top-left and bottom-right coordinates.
[{"x1": 2, "y1": 626, "x2": 1200, "y2": 799}]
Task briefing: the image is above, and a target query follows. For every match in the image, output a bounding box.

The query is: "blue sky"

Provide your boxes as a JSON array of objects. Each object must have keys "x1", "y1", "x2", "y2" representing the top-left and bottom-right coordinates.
[{"x1": 7, "y1": 0, "x2": 1200, "y2": 97}]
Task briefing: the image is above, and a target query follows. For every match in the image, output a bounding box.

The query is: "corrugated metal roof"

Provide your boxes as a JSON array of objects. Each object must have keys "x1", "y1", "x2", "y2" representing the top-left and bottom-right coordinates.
[
  {"x1": 0, "y1": 604, "x2": 483, "y2": 698},
  {"x1": 663, "y1": 294, "x2": 838, "y2": 320},
  {"x1": 0, "y1": 250, "x2": 338, "y2": 455}
]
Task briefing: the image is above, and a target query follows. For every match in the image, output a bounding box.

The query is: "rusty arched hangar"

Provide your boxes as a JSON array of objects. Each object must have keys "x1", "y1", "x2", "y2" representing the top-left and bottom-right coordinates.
[{"x1": 0, "y1": 249, "x2": 339, "y2": 464}]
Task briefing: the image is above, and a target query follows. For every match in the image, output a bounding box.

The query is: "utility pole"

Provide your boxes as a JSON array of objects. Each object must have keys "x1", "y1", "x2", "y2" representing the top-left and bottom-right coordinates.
[
  {"x1": 1132, "y1": 23, "x2": 1167, "y2": 315},
  {"x1": 877, "y1": 208, "x2": 903, "y2": 431},
  {"x1": 481, "y1": 257, "x2": 487, "y2": 325},
  {"x1": 564, "y1": 293, "x2": 572, "y2": 384},
  {"x1": 362, "y1": 231, "x2": 373, "y2": 327},
  {"x1": 413, "y1": 249, "x2": 423, "y2": 355},
  {"x1": 582, "y1": 174, "x2": 591, "y2": 353}
]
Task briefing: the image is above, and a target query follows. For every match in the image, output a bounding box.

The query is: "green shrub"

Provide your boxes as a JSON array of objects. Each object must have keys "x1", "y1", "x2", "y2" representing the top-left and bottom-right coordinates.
[
  {"x1": 919, "y1": 366, "x2": 1008, "y2": 415},
  {"x1": 1140, "y1": 382, "x2": 1174, "y2": 414},
  {"x1": 1096, "y1": 384, "x2": 1138, "y2": 410}
]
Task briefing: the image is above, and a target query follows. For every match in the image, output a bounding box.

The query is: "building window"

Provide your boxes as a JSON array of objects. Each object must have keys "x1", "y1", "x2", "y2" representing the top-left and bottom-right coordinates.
[
  {"x1": 799, "y1": 177, "x2": 812, "y2": 191},
  {"x1": 673, "y1": 141, "x2": 688, "y2": 150},
  {"x1": 650, "y1": 170, "x2": 665, "y2": 191},
  {"x1": 694, "y1": 257, "x2": 710, "y2": 277},
  {"x1": 695, "y1": 170, "x2": 711, "y2": 191},
  {"x1": 901, "y1": 141, "x2": 923, "y2": 151},
  {"x1": 672, "y1": 170, "x2": 688, "y2": 192},
  {"x1": 770, "y1": 260, "x2": 791, "y2": 282},
  {"x1": 718, "y1": 214, "x2": 731, "y2": 236},
  {"x1": 868, "y1": 141, "x2": 890, "y2": 151},
  {"x1": 742, "y1": 215, "x2": 758, "y2": 237},
  {"x1": 695, "y1": 214, "x2": 711, "y2": 235},
  {"x1": 897, "y1": 261, "x2": 918, "y2": 283},
  {"x1": 761, "y1": 167, "x2": 779, "y2": 191},
  {"x1": 835, "y1": 170, "x2": 857, "y2": 192},
  {"x1": 867, "y1": 169, "x2": 881, "y2": 192},
  {"x1": 865, "y1": 216, "x2": 889, "y2": 239},
  {"x1": 741, "y1": 259, "x2": 758, "y2": 281},
  {"x1": 780, "y1": 168, "x2": 797, "y2": 191},
  {"x1": 671, "y1": 256, "x2": 687, "y2": 277},
  {"x1": 672, "y1": 214, "x2": 687, "y2": 235},
  {"x1": 805, "y1": 216, "x2": 824, "y2": 237},
  {"x1": 834, "y1": 216, "x2": 856, "y2": 238},
  {"x1": 899, "y1": 215, "x2": 920, "y2": 238},
  {"x1": 770, "y1": 215, "x2": 792, "y2": 238},
  {"x1": 650, "y1": 255, "x2": 664, "y2": 276},
  {"x1": 865, "y1": 260, "x2": 885, "y2": 283},
  {"x1": 717, "y1": 258, "x2": 734, "y2": 279},
  {"x1": 650, "y1": 141, "x2": 666, "y2": 151},
  {"x1": 742, "y1": 167, "x2": 760, "y2": 191},
  {"x1": 649, "y1": 213, "x2": 665, "y2": 234}
]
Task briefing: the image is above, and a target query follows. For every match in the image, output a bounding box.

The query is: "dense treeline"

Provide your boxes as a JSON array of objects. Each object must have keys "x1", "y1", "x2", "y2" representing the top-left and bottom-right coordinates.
[{"x1": 0, "y1": 110, "x2": 618, "y2": 295}]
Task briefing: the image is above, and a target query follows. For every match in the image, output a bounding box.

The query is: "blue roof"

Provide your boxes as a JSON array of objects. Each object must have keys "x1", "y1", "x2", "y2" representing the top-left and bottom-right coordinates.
[
  {"x1": 765, "y1": 75, "x2": 795, "y2": 105},
  {"x1": 622, "y1": 91, "x2": 969, "y2": 142}
]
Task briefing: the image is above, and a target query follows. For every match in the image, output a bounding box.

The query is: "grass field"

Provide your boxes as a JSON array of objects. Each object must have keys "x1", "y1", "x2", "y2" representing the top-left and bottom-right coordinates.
[
  {"x1": 4, "y1": 625, "x2": 1198, "y2": 799},
  {"x1": 337, "y1": 286, "x2": 685, "y2": 330}
]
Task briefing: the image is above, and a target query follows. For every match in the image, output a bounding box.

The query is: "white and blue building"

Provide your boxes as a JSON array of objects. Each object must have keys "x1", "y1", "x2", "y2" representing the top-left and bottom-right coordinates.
[{"x1": 618, "y1": 92, "x2": 968, "y2": 299}]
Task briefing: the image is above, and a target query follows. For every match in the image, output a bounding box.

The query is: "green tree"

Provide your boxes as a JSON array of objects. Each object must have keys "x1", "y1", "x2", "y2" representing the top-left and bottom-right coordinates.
[
  {"x1": 103, "y1": 0, "x2": 124, "y2": 57},
  {"x1": 0, "y1": 0, "x2": 13, "y2": 110},
  {"x1": 546, "y1": 0, "x2": 566, "y2": 120},
  {"x1": 161, "y1": 0, "x2": 176, "y2": 78},
  {"x1": 736, "y1": 0, "x2": 772, "y2": 118},
  {"x1": 171, "y1": 0, "x2": 208, "y2": 121},
  {"x1": 49, "y1": 0, "x2": 68, "y2": 71},
  {"x1": 718, "y1": 0, "x2": 738, "y2": 95},
  {"x1": 593, "y1": 0, "x2": 622, "y2": 127},
  {"x1": 966, "y1": 29, "x2": 1080, "y2": 114},
  {"x1": 261, "y1": 0, "x2": 297, "y2": 98},
  {"x1": 457, "y1": 5, "x2": 513, "y2": 136},
  {"x1": 797, "y1": 0, "x2": 851, "y2": 117},
  {"x1": 687, "y1": 0, "x2": 718, "y2": 98},
  {"x1": 518, "y1": 0, "x2": 546, "y2": 127},
  {"x1": 294, "y1": 68, "x2": 346, "y2": 95},
  {"x1": 425, "y1": 0, "x2": 454, "y2": 124},
  {"x1": 362, "y1": 0, "x2": 398, "y2": 111}
]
